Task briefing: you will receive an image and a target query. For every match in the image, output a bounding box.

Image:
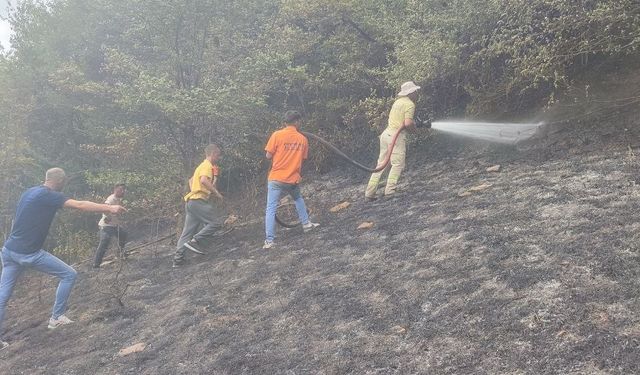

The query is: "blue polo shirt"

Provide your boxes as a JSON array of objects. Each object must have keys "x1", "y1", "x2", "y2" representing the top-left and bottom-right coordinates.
[{"x1": 3, "y1": 186, "x2": 69, "y2": 254}]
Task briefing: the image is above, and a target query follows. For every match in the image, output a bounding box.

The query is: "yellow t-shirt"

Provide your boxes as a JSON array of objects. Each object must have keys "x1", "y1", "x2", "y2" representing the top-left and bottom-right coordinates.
[
  {"x1": 386, "y1": 96, "x2": 416, "y2": 131},
  {"x1": 184, "y1": 159, "x2": 214, "y2": 201}
]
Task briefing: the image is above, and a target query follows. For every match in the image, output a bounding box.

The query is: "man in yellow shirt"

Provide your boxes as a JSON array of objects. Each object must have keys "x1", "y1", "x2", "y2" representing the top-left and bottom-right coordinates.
[
  {"x1": 365, "y1": 81, "x2": 420, "y2": 200},
  {"x1": 173, "y1": 144, "x2": 224, "y2": 267}
]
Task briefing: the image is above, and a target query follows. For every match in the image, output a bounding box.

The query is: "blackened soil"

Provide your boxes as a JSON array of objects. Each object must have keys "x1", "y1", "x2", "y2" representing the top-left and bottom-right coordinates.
[{"x1": 2, "y1": 119, "x2": 640, "y2": 374}]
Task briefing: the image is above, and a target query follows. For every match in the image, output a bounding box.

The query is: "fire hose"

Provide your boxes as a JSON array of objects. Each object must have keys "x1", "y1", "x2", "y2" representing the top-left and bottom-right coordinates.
[{"x1": 275, "y1": 117, "x2": 431, "y2": 227}]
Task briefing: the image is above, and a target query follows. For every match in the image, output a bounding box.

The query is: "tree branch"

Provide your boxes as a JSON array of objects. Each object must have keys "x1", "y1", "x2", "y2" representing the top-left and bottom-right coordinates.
[{"x1": 341, "y1": 16, "x2": 383, "y2": 46}]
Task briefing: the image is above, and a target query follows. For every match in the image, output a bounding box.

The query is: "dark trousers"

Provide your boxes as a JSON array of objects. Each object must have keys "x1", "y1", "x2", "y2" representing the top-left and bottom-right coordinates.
[
  {"x1": 94, "y1": 226, "x2": 127, "y2": 268},
  {"x1": 174, "y1": 199, "x2": 224, "y2": 262}
]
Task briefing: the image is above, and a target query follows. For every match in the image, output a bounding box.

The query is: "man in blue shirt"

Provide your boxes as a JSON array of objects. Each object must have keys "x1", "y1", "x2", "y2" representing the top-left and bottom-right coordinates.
[{"x1": 0, "y1": 168, "x2": 126, "y2": 349}]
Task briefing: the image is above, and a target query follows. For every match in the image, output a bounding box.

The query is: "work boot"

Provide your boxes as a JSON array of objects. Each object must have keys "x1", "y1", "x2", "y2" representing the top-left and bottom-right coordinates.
[
  {"x1": 383, "y1": 192, "x2": 403, "y2": 201},
  {"x1": 183, "y1": 239, "x2": 206, "y2": 255}
]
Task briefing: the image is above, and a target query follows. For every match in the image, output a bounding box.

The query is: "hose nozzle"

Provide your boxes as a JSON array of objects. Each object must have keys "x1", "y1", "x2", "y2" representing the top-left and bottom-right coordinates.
[{"x1": 415, "y1": 114, "x2": 432, "y2": 129}]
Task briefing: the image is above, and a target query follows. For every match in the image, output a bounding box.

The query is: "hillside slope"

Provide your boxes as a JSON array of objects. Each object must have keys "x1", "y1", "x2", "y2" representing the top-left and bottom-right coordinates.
[{"x1": 2, "y1": 111, "x2": 640, "y2": 374}]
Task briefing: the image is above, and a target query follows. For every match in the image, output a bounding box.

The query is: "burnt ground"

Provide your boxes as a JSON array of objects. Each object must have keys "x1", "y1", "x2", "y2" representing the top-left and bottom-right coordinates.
[{"x1": 2, "y1": 112, "x2": 640, "y2": 374}]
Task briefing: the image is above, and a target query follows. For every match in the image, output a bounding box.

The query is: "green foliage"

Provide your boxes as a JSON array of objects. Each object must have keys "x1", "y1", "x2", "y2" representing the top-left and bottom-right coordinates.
[
  {"x1": 51, "y1": 216, "x2": 97, "y2": 264},
  {"x1": 0, "y1": 0, "x2": 638, "y2": 248}
]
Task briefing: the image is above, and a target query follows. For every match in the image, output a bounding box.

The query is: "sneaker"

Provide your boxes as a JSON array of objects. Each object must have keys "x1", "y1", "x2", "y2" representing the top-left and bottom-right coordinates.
[
  {"x1": 183, "y1": 240, "x2": 206, "y2": 255},
  {"x1": 0, "y1": 340, "x2": 8, "y2": 350},
  {"x1": 262, "y1": 240, "x2": 275, "y2": 249},
  {"x1": 48, "y1": 315, "x2": 74, "y2": 329},
  {"x1": 172, "y1": 256, "x2": 185, "y2": 267},
  {"x1": 302, "y1": 222, "x2": 320, "y2": 233}
]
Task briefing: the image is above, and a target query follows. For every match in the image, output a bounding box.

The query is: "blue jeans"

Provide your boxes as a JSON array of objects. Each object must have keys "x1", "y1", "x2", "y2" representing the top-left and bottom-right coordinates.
[
  {"x1": 265, "y1": 181, "x2": 310, "y2": 242},
  {"x1": 0, "y1": 247, "x2": 77, "y2": 331}
]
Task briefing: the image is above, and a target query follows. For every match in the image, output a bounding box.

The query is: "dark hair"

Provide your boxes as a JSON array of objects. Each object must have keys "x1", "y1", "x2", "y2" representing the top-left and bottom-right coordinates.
[
  {"x1": 284, "y1": 110, "x2": 302, "y2": 124},
  {"x1": 114, "y1": 183, "x2": 126, "y2": 190}
]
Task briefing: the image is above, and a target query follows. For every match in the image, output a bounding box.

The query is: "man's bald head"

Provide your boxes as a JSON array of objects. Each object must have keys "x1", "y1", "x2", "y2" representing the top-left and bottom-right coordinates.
[{"x1": 45, "y1": 168, "x2": 67, "y2": 191}]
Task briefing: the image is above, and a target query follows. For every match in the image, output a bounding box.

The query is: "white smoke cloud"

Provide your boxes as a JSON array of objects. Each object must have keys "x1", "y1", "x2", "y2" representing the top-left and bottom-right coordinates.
[
  {"x1": 0, "y1": 19, "x2": 11, "y2": 50},
  {"x1": 0, "y1": 0, "x2": 18, "y2": 51}
]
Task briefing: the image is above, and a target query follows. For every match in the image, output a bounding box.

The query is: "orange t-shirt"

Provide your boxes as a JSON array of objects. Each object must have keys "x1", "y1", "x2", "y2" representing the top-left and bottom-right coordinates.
[{"x1": 265, "y1": 126, "x2": 309, "y2": 184}]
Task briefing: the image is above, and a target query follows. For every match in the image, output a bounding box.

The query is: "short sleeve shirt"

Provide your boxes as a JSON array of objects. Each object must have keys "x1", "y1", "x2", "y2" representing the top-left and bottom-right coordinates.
[
  {"x1": 265, "y1": 126, "x2": 309, "y2": 184},
  {"x1": 3, "y1": 186, "x2": 69, "y2": 254},
  {"x1": 184, "y1": 159, "x2": 215, "y2": 201},
  {"x1": 98, "y1": 194, "x2": 123, "y2": 227},
  {"x1": 386, "y1": 96, "x2": 416, "y2": 131}
]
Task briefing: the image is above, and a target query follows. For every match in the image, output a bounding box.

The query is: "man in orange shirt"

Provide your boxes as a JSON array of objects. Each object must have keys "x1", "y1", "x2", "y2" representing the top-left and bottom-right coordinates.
[{"x1": 263, "y1": 110, "x2": 319, "y2": 249}]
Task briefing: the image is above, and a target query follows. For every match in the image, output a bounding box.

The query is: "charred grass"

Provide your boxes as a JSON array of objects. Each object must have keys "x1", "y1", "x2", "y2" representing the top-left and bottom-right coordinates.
[{"x1": 2, "y1": 123, "x2": 640, "y2": 374}]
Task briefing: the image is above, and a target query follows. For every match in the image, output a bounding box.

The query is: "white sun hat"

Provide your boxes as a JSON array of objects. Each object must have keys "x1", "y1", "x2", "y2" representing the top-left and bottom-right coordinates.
[{"x1": 397, "y1": 81, "x2": 421, "y2": 96}]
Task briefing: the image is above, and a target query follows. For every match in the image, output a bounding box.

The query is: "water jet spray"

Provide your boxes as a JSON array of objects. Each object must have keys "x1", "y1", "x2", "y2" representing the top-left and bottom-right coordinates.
[
  {"x1": 415, "y1": 115, "x2": 544, "y2": 145},
  {"x1": 274, "y1": 118, "x2": 545, "y2": 227},
  {"x1": 430, "y1": 120, "x2": 544, "y2": 144}
]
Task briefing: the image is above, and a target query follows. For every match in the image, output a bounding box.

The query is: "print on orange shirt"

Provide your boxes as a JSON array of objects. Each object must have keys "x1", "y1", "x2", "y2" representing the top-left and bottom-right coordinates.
[{"x1": 265, "y1": 126, "x2": 309, "y2": 184}]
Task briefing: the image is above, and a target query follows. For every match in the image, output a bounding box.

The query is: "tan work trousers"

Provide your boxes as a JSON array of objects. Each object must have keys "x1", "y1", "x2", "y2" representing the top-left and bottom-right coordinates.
[{"x1": 365, "y1": 128, "x2": 406, "y2": 198}]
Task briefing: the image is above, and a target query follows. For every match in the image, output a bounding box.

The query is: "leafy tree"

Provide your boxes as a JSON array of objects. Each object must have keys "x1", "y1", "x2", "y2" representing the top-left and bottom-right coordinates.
[{"x1": 0, "y1": 0, "x2": 638, "y2": 253}]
